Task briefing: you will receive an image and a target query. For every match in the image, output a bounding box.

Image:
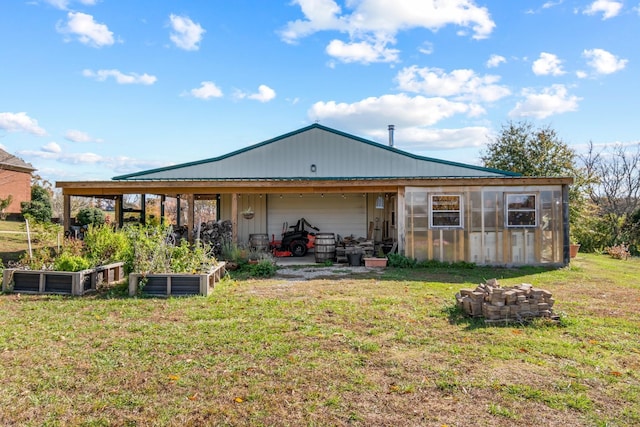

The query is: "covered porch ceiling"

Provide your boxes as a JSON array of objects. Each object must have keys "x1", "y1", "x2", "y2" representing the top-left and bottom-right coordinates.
[{"x1": 56, "y1": 176, "x2": 573, "y2": 198}]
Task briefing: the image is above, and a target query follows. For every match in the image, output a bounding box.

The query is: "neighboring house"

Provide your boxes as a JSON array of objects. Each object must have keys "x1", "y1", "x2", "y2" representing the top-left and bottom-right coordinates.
[
  {"x1": 57, "y1": 124, "x2": 572, "y2": 266},
  {"x1": 0, "y1": 148, "x2": 35, "y2": 218}
]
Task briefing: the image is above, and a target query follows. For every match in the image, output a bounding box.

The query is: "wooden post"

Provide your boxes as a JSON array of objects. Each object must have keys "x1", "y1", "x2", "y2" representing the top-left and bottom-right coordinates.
[
  {"x1": 63, "y1": 194, "x2": 71, "y2": 232},
  {"x1": 140, "y1": 194, "x2": 147, "y2": 225},
  {"x1": 115, "y1": 196, "x2": 123, "y2": 228},
  {"x1": 160, "y1": 195, "x2": 166, "y2": 225},
  {"x1": 231, "y1": 193, "x2": 238, "y2": 244},
  {"x1": 186, "y1": 194, "x2": 194, "y2": 243},
  {"x1": 396, "y1": 187, "x2": 405, "y2": 256},
  {"x1": 562, "y1": 184, "x2": 570, "y2": 265},
  {"x1": 176, "y1": 196, "x2": 181, "y2": 227}
]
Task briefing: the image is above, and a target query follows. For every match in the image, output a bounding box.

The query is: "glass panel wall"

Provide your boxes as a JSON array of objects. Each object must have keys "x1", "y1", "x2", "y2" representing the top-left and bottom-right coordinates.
[{"x1": 405, "y1": 185, "x2": 565, "y2": 265}]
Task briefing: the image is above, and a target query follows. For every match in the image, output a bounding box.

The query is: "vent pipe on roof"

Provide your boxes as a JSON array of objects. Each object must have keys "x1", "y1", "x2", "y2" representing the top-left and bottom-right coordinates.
[{"x1": 388, "y1": 124, "x2": 395, "y2": 147}]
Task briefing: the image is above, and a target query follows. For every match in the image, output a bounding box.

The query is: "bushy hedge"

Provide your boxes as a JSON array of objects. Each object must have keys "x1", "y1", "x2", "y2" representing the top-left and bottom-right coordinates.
[{"x1": 76, "y1": 207, "x2": 106, "y2": 227}]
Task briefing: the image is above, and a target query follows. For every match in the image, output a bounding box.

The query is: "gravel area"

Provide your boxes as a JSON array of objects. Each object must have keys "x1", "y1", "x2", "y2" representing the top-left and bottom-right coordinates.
[{"x1": 274, "y1": 265, "x2": 381, "y2": 280}]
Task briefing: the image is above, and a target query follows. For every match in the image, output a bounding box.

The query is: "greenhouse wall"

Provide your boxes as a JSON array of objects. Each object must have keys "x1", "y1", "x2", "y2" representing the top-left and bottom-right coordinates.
[{"x1": 404, "y1": 185, "x2": 567, "y2": 266}]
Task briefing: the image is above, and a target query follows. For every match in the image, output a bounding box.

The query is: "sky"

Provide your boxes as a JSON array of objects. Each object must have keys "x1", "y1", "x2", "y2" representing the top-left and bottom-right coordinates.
[{"x1": 0, "y1": 0, "x2": 638, "y2": 183}]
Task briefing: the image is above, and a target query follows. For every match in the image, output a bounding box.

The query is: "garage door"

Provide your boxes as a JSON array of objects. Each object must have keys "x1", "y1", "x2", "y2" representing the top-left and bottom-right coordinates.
[{"x1": 267, "y1": 193, "x2": 366, "y2": 241}]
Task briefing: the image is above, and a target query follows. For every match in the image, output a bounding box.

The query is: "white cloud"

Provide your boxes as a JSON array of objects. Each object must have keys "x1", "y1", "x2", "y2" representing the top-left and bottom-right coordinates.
[
  {"x1": 281, "y1": 0, "x2": 495, "y2": 63},
  {"x1": 234, "y1": 85, "x2": 277, "y2": 103},
  {"x1": 19, "y1": 148, "x2": 102, "y2": 164},
  {"x1": 188, "y1": 81, "x2": 224, "y2": 100},
  {"x1": 486, "y1": 54, "x2": 506, "y2": 68},
  {"x1": 169, "y1": 14, "x2": 205, "y2": 51},
  {"x1": 282, "y1": 0, "x2": 495, "y2": 42},
  {"x1": 248, "y1": 85, "x2": 276, "y2": 102},
  {"x1": 18, "y1": 147, "x2": 167, "y2": 177},
  {"x1": 369, "y1": 126, "x2": 490, "y2": 150},
  {"x1": 43, "y1": 0, "x2": 98, "y2": 10},
  {"x1": 509, "y1": 84, "x2": 581, "y2": 119},
  {"x1": 418, "y1": 41, "x2": 434, "y2": 55},
  {"x1": 308, "y1": 93, "x2": 478, "y2": 132},
  {"x1": 65, "y1": 129, "x2": 102, "y2": 143},
  {"x1": 56, "y1": 12, "x2": 114, "y2": 47},
  {"x1": 532, "y1": 52, "x2": 565, "y2": 76},
  {"x1": 279, "y1": 0, "x2": 347, "y2": 43},
  {"x1": 82, "y1": 69, "x2": 157, "y2": 85},
  {"x1": 583, "y1": 48, "x2": 628, "y2": 74},
  {"x1": 543, "y1": 1, "x2": 564, "y2": 9},
  {"x1": 395, "y1": 66, "x2": 511, "y2": 102},
  {"x1": 0, "y1": 112, "x2": 47, "y2": 136},
  {"x1": 583, "y1": 0, "x2": 623, "y2": 19},
  {"x1": 326, "y1": 38, "x2": 400, "y2": 64},
  {"x1": 42, "y1": 142, "x2": 62, "y2": 153}
]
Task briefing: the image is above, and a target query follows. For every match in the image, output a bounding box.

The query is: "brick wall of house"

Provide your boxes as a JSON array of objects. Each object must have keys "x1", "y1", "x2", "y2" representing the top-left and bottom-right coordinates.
[{"x1": 0, "y1": 169, "x2": 32, "y2": 214}]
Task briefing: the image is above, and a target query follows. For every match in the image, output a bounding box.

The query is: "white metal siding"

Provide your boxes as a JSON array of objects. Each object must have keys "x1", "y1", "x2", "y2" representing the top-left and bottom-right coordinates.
[
  {"x1": 127, "y1": 127, "x2": 507, "y2": 180},
  {"x1": 267, "y1": 193, "x2": 366, "y2": 242}
]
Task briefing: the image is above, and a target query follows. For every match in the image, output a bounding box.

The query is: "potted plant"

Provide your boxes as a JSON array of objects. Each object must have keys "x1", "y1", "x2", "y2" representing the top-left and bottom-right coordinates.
[
  {"x1": 570, "y1": 242, "x2": 580, "y2": 258},
  {"x1": 242, "y1": 207, "x2": 254, "y2": 220},
  {"x1": 363, "y1": 247, "x2": 388, "y2": 268}
]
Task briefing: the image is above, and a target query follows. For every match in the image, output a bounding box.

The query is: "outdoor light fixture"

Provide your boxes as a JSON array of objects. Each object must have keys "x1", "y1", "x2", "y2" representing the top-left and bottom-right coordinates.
[
  {"x1": 375, "y1": 195, "x2": 384, "y2": 209},
  {"x1": 310, "y1": 164, "x2": 316, "y2": 172}
]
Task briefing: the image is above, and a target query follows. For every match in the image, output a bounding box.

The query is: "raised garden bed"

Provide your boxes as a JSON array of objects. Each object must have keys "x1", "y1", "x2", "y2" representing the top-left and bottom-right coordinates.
[
  {"x1": 2, "y1": 262, "x2": 125, "y2": 296},
  {"x1": 129, "y1": 262, "x2": 226, "y2": 297}
]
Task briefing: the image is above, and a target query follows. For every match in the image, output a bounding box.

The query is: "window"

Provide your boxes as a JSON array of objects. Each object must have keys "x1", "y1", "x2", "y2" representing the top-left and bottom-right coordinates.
[
  {"x1": 506, "y1": 194, "x2": 537, "y2": 227},
  {"x1": 430, "y1": 195, "x2": 463, "y2": 228}
]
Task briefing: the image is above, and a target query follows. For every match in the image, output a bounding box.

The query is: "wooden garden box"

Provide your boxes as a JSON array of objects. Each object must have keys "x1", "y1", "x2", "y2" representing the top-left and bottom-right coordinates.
[
  {"x1": 129, "y1": 262, "x2": 226, "y2": 297},
  {"x1": 2, "y1": 262, "x2": 125, "y2": 296}
]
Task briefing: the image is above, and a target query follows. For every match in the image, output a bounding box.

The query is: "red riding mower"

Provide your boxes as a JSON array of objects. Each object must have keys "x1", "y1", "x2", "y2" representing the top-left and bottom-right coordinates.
[{"x1": 271, "y1": 218, "x2": 319, "y2": 257}]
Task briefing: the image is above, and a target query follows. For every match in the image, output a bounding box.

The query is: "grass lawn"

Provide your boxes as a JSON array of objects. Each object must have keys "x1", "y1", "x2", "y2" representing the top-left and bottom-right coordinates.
[{"x1": 1, "y1": 220, "x2": 639, "y2": 426}]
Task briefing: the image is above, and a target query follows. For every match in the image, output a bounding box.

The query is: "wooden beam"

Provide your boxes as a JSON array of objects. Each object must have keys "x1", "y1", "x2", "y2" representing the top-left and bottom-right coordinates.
[{"x1": 55, "y1": 176, "x2": 574, "y2": 197}]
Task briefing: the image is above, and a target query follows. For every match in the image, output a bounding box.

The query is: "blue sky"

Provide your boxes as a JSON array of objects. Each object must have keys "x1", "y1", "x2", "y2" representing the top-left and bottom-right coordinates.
[{"x1": 0, "y1": 0, "x2": 637, "y2": 183}]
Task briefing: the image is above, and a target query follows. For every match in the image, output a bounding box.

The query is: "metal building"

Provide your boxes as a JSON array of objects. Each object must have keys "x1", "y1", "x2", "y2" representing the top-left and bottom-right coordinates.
[{"x1": 56, "y1": 123, "x2": 572, "y2": 266}]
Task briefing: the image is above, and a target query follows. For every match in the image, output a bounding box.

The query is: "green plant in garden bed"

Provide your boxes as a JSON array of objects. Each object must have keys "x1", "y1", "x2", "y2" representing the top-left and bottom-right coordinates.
[
  {"x1": 52, "y1": 252, "x2": 91, "y2": 272},
  {"x1": 121, "y1": 224, "x2": 218, "y2": 275}
]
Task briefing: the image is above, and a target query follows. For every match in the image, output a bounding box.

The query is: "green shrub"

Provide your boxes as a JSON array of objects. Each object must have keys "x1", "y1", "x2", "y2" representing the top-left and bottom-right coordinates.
[
  {"x1": 121, "y1": 224, "x2": 217, "y2": 274},
  {"x1": 250, "y1": 259, "x2": 277, "y2": 277},
  {"x1": 76, "y1": 207, "x2": 106, "y2": 227},
  {"x1": 83, "y1": 224, "x2": 130, "y2": 266},
  {"x1": 53, "y1": 253, "x2": 92, "y2": 272},
  {"x1": 20, "y1": 185, "x2": 52, "y2": 223},
  {"x1": 387, "y1": 253, "x2": 417, "y2": 268}
]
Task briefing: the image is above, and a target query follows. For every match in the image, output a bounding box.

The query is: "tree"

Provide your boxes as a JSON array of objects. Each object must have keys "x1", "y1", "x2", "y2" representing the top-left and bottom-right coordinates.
[
  {"x1": 481, "y1": 121, "x2": 576, "y2": 176},
  {"x1": 579, "y1": 141, "x2": 640, "y2": 251},
  {"x1": 0, "y1": 195, "x2": 12, "y2": 220},
  {"x1": 21, "y1": 184, "x2": 53, "y2": 222},
  {"x1": 481, "y1": 121, "x2": 591, "y2": 243}
]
